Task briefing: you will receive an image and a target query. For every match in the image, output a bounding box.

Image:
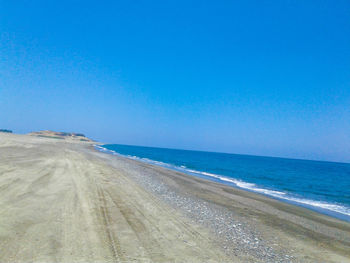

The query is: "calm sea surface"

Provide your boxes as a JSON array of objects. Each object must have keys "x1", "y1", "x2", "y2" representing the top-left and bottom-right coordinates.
[{"x1": 97, "y1": 144, "x2": 350, "y2": 221}]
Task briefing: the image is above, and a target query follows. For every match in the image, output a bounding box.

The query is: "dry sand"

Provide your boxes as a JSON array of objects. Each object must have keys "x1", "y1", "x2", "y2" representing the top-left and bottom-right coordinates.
[{"x1": 0, "y1": 133, "x2": 349, "y2": 262}]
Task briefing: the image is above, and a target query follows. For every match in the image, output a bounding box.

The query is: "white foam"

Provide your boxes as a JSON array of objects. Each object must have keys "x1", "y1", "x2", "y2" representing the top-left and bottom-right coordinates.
[
  {"x1": 183, "y1": 169, "x2": 350, "y2": 216},
  {"x1": 189, "y1": 171, "x2": 350, "y2": 216},
  {"x1": 94, "y1": 146, "x2": 350, "y2": 217}
]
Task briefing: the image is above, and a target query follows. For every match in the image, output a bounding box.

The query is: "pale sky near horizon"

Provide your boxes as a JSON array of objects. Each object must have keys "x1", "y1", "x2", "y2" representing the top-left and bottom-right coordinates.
[{"x1": 1, "y1": 1, "x2": 350, "y2": 163}]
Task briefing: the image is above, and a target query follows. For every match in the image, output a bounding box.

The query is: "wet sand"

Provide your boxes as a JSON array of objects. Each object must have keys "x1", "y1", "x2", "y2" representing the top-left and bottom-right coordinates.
[{"x1": 0, "y1": 133, "x2": 349, "y2": 262}]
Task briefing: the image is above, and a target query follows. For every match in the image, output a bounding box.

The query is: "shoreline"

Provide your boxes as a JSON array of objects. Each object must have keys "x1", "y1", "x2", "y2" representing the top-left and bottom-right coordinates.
[
  {"x1": 92, "y1": 144, "x2": 350, "y2": 262},
  {"x1": 1, "y1": 133, "x2": 349, "y2": 262},
  {"x1": 95, "y1": 144, "x2": 350, "y2": 223}
]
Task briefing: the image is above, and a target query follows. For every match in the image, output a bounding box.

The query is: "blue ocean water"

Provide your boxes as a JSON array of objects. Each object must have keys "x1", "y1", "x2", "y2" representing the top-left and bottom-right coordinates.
[{"x1": 97, "y1": 144, "x2": 350, "y2": 221}]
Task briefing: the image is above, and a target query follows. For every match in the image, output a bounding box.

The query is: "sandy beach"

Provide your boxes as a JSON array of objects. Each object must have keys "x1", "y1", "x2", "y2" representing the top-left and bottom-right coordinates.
[{"x1": 0, "y1": 133, "x2": 349, "y2": 263}]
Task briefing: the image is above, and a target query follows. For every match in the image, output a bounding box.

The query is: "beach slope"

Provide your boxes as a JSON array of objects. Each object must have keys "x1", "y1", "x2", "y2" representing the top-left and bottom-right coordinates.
[
  {"x1": 0, "y1": 133, "x2": 229, "y2": 262},
  {"x1": 0, "y1": 133, "x2": 349, "y2": 262}
]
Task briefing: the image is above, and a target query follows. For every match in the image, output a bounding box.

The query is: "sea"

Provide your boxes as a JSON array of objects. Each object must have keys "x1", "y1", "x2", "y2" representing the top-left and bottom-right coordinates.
[{"x1": 96, "y1": 144, "x2": 350, "y2": 222}]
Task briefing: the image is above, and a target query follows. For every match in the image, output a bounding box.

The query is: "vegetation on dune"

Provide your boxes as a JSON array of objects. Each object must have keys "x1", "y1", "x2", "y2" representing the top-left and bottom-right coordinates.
[
  {"x1": 0, "y1": 129, "x2": 12, "y2": 133},
  {"x1": 29, "y1": 130, "x2": 92, "y2": 142},
  {"x1": 37, "y1": 135, "x2": 64, "y2": 139}
]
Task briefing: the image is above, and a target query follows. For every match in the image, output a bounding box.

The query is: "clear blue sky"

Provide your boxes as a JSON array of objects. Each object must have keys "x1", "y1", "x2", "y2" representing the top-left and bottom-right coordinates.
[{"x1": 1, "y1": 1, "x2": 349, "y2": 162}]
